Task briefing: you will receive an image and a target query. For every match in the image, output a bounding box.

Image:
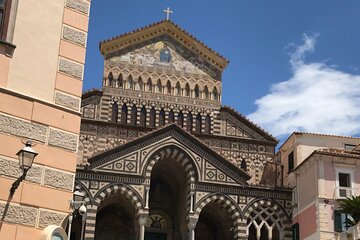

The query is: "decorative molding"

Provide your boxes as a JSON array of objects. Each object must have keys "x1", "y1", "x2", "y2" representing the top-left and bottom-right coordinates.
[
  {"x1": 58, "y1": 58, "x2": 83, "y2": 79},
  {"x1": 0, "y1": 203, "x2": 37, "y2": 226},
  {"x1": 48, "y1": 128, "x2": 78, "y2": 151},
  {"x1": 0, "y1": 156, "x2": 42, "y2": 184},
  {"x1": 65, "y1": 0, "x2": 90, "y2": 15},
  {"x1": 0, "y1": 113, "x2": 47, "y2": 142},
  {"x1": 44, "y1": 169, "x2": 74, "y2": 191},
  {"x1": 62, "y1": 25, "x2": 87, "y2": 46},
  {"x1": 55, "y1": 91, "x2": 80, "y2": 111},
  {"x1": 38, "y1": 210, "x2": 67, "y2": 228}
]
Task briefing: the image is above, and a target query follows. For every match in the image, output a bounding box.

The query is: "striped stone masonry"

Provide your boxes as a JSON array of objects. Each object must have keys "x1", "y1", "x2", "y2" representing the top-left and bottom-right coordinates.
[
  {"x1": 62, "y1": 25, "x2": 87, "y2": 46},
  {"x1": 58, "y1": 58, "x2": 84, "y2": 79},
  {"x1": 55, "y1": 90, "x2": 81, "y2": 111},
  {"x1": 65, "y1": 0, "x2": 90, "y2": 15}
]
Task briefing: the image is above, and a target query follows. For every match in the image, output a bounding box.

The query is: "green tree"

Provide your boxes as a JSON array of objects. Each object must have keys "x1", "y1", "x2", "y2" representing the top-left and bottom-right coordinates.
[{"x1": 339, "y1": 196, "x2": 360, "y2": 226}]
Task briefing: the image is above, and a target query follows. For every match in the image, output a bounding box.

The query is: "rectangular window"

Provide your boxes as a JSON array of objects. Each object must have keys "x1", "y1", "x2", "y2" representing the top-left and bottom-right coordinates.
[
  {"x1": 334, "y1": 210, "x2": 349, "y2": 232},
  {"x1": 0, "y1": 0, "x2": 4, "y2": 35},
  {"x1": 336, "y1": 167, "x2": 354, "y2": 199},
  {"x1": 344, "y1": 144, "x2": 356, "y2": 150},
  {"x1": 288, "y1": 151, "x2": 294, "y2": 172},
  {"x1": 292, "y1": 223, "x2": 300, "y2": 240}
]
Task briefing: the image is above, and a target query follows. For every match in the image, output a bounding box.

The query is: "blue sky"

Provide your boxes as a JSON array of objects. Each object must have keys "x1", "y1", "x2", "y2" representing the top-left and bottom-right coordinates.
[{"x1": 84, "y1": 1, "x2": 360, "y2": 139}]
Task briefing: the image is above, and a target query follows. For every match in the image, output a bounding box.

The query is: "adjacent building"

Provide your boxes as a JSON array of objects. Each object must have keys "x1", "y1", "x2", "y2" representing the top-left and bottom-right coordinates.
[{"x1": 0, "y1": 1, "x2": 90, "y2": 240}]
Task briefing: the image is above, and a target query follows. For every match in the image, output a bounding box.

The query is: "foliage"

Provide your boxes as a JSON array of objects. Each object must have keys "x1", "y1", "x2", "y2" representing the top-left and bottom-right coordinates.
[{"x1": 339, "y1": 196, "x2": 360, "y2": 226}]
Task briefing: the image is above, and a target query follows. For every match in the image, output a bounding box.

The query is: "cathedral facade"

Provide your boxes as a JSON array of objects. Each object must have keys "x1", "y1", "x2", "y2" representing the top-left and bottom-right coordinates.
[{"x1": 76, "y1": 20, "x2": 292, "y2": 240}]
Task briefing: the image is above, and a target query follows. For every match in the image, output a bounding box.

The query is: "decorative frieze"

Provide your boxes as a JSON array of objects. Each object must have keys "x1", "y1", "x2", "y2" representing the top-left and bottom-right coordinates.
[
  {"x1": 0, "y1": 203, "x2": 37, "y2": 226},
  {"x1": 63, "y1": 25, "x2": 87, "y2": 46},
  {"x1": 48, "y1": 128, "x2": 78, "y2": 151},
  {"x1": 0, "y1": 156, "x2": 42, "y2": 184},
  {"x1": 0, "y1": 113, "x2": 47, "y2": 142},
  {"x1": 55, "y1": 91, "x2": 80, "y2": 111},
  {"x1": 65, "y1": 0, "x2": 90, "y2": 15},
  {"x1": 58, "y1": 58, "x2": 83, "y2": 79},
  {"x1": 44, "y1": 169, "x2": 74, "y2": 191},
  {"x1": 39, "y1": 210, "x2": 67, "y2": 228}
]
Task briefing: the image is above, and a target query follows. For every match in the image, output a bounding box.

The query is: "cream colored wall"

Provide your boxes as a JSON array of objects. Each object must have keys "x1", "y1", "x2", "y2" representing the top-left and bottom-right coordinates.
[
  {"x1": 297, "y1": 163, "x2": 317, "y2": 210},
  {"x1": 7, "y1": 0, "x2": 64, "y2": 101}
]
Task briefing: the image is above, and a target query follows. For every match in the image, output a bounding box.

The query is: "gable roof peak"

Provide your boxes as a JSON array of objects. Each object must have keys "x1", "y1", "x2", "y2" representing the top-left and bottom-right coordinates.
[{"x1": 99, "y1": 20, "x2": 229, "y2": 71}]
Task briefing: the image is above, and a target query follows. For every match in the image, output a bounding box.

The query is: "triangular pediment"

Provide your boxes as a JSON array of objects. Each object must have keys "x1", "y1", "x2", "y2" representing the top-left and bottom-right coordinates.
[
  {"x1": 99, "y1": 20, "x2": 228, "y2": 76},
  {"x1": 88, "y1": 124, "x2": 250, "y2": 185},
  {"x1": 221, "y1": 106, "x2": 278, "y2": 142}
]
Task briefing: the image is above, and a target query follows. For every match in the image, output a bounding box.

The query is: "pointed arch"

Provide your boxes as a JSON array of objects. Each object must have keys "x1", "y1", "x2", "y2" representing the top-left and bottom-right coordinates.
[
  {"x1": 127, "y1": 75, "x2": 133, "y2": 89},
  {"x1": 196, "y1": 113, "x2": 202, "y2": 133},
  {"x1": 168, "y1": 110, "x2": 174, "y2": 123},
  {"x1": 159, "y1": 108, "x2": 165, "y2": 127},
  {"x1": 175, "y1": 82, "x2": 181, "y2": 96},
  {"x1": 121, "y1": 104, "x2": 128, "y2": 124},
  {"x1": 111, "y1": 102, "x2": 118, "y2": 123},
  {"x1": 204, "y1": 114, "x2": 211, "y2": 134},
  {"x1": 204, "y1": 86, "x2": 209, "y2": 100},
  {"x1": 140, "y1": 106, "x2": 146, "y2": 127},
  {"x1": 187, "y1": 112, "x2": 193, "y2": 132},
  {"x1": 178, "y1": 111, "x2": 184, "y2": 128},
  {"x1": 166, "y1": 80, "x2": 171, "y2": 95},
  {"x1": 194, "y1": 84, "x2": 200, "y2": 99},
  {"x1": 135, "y1": 77, "x2": 143, "y2": 91},
  {"x1": 212, "y1": 87, "x2": 218, "y2": 101},
  {"x1": 150, "y1": 107, "x2": 156, "y2": 128},
  {"x1": 241, "y1": 159, "x2": 247, "y2": 172},
  {"x1": 156, "y1": 79, "x2": 162, "y2": 93},
  {"x1": 185, "y1": 83, "x2": 190, "y2": 97},
  {"x1": 117, "y1": 74, "x2": 123, "y2": 88},
  {"x1": 131, "y1": 105, "x2": 137, "y2": 125},
  {"x1": 108, "y1": 72, "x2": 114, "y2": 87},
  {"x1": 146, "y1": 78, "x2": 152, "y2": 92}
]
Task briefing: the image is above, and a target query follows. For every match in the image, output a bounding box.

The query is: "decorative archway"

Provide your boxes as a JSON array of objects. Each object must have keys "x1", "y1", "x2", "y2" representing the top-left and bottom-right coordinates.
[
  {"x1": 83, "y1": 183, "x2": 144, "y2": 240},
  {"x1": 243, "y1": 198, "x2": 291, "y2": 240},
  {"x1": 194, "y1": 193, "x2": 243, "y2": 240}
]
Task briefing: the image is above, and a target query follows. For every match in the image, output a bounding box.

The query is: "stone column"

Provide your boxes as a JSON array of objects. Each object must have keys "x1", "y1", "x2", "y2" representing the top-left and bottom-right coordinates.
[
  {"x1": 138, "y1": 214, "x2": 148, "y2": 240},
  {"x1": 188, "y1": 218, "x2": 198, "y2": 240}
]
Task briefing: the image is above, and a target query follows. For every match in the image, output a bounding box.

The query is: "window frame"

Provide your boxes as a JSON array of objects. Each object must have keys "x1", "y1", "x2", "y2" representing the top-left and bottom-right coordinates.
[
  {"x1": 335, "y1": 166, "x2": 354, "y2": 199},
  {"x1": 288, "y1": 151, "x2": 294, "y2": 173},
  {"x1": 0, "y1": 0, "x2": 12, "y2": 41}
]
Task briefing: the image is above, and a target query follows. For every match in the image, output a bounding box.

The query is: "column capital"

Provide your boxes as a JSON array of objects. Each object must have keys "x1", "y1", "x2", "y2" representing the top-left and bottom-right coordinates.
[
  {"x1": 188, "y1": 217, "x2": 198, "y2": 231},
  {"x1": 139, "y1": 213, "x2": 148, "y2": 226}
]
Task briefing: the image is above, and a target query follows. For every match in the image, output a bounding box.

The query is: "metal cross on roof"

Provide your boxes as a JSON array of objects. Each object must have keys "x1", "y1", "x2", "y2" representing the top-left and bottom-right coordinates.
[{"x1": 163, "y1": 7, "x2": 173, "y2": 21}]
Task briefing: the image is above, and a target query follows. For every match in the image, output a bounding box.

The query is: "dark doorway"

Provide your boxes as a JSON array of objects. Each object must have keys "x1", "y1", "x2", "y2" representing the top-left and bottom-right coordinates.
[{"x1": 145, "y1": 232, "x2": 167, "y2": 240}]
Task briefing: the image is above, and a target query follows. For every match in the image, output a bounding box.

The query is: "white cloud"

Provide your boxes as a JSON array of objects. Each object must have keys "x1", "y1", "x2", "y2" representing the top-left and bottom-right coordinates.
[{"x1": 248, "y1": 34, "x2": 360, "y2": 138}]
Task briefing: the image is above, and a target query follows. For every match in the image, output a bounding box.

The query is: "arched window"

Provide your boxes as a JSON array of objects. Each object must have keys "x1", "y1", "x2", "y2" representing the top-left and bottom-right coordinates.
[
  {"x1": 241, "y1": 159, "x2": 247, "y2": 172},
  {"x1": 147, "y1": 78, "x2": 152, "y2": 92},
  {"x1": 194, "y1": 85, "x2": 200, "y2": 99},
  {"x1": 212, "y1": 87, "x2": 218, "y2": 101},
  {"x1": 156, "y1": 79, "x2": 162, "y2": 93},
  {"x1": 150, "y1": 108, "x2": 156, "y2": 128},
  {"x1": 127, "y1": 75, "x2": 133, "y2": 89},
  {"x1": 175, "y1": 82, "x2": 181, "y2": 96},
  {"x1": 166, "y1": 81, "x2": 171, "y2": 95},
  {"x1": 168, "y1": 110, "x2": 174, "y2": 123},
  {"x1": 160, "y1": 45, "x2": 172, "y2": 63},
  {"x1": 117, "y1": 74, "x2": 123, "y2": 88},
  {"x1": 108, "y1": 72, "x2": 114, "y2": 87},
  {"x1": 131, "y1": 105, "x2": 137, "y2": 125},
  {"x1": 140, "y1": 106, "x2": 146, "y2": 127},
  {"x1": 111, "y1": 102, "x2": 118, "y2": 123},
  {"x1": 187, "y1": 112, "x2": 193, "y2": 132},
  {"x1": 204, "y1": 86, "x2": 209, "y2": 100},
  {"x1": 204, "y1": 114, "x2": 211, "y2": 134},
  {"x1": 196, "y1": 113, "x2": 202, "y2": 133},
  {"x1": 159, "y1": 109, "x2": 165, "y2": 127},
  {"x1": 185, "y1": 83, "x2": 190, "y2": 97},
  {"x1": 135, "y1": 77, "x2": 143, "y2": 91},
  {"x1": 178, "y1": 111, "x2": 184, "y2": 128},
  {"x1": 121, "y1": 104, "x2": 128, "y2": 124}
]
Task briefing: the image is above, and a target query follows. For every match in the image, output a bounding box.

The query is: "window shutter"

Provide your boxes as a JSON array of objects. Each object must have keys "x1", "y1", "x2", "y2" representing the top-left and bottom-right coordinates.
[
  {"x1": 292, "y1": 223, "x2": 300, "y2": 240},
  {"x1": 334, "y1": 211, "x2": 343, "y2": 232}
]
